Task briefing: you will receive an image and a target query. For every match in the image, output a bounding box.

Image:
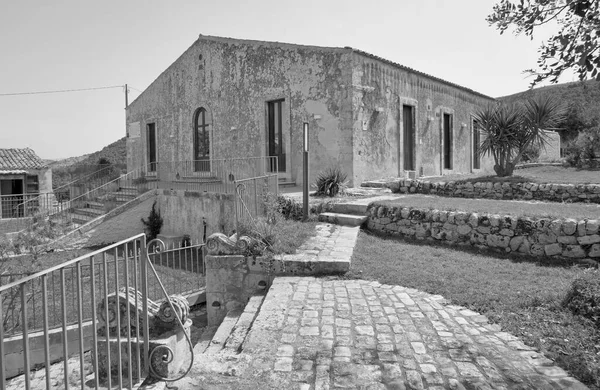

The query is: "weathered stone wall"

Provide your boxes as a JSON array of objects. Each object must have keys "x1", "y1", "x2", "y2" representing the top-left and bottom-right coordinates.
[
  {"x1": 351, "y1": 53, "x2": 496, "y2": 182},
  {"x1": 367, "y1": 203, "x2": 600, "y2": 262},
  {"x1": 126, "y1": 35, "x2": 353, "y2": 186},
  {"x1": 156, "y1": 190, "x2": 235, "y2": 243},
  {"x1": 388, "y1": 179, "x2": 600, "y2": 204}
]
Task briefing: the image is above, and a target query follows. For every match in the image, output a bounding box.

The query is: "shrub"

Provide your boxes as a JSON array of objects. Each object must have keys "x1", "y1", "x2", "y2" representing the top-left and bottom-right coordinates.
[
  {"x1": 141, "y1": 201, "x2": 163, "y2": 241},
  {"x1": 520, "y1": 144, "x2": 541, "y2": 163},
  {"x1": 565, "y1": 127, "x2": 600, "y2": 168},
  {"x1": 314, "y1": 167, "x2": 348, "y2": 197},
  {"x1": 562, "y1": 269, "x2": 600, "y2": 327}
]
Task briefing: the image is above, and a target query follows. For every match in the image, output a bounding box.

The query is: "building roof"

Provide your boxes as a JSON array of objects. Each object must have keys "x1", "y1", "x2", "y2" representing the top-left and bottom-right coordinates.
[
  {"x1": 197, "y1": 35, "x2": 494, "y2": 100},
  {"x1": 0, "y1": 148, "x2": 46, "y2": 170},
  {"x1": 348, "y1": 48, "x2": 495, "y2": 101}
]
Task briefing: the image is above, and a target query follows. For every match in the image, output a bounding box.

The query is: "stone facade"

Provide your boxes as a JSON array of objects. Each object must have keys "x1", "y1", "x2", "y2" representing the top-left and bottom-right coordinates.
[
  {"x1": 127, "y1": 35, "x2": 495, "y2": 187},
  {"x1": 367, "y1": 203, "x2": 600, "y2": 262},
  {"x1": 387, "y1": 178, "x2": 600, "y2": 204}
]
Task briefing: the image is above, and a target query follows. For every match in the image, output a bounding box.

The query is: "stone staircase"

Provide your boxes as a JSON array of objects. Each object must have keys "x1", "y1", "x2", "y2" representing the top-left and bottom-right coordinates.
[
  {"x1": 317, "y1": 200, "x2": 369, "y2": 227},
  {"x1": 70, "y1": 186, "x2": 139, "y2": 225}
]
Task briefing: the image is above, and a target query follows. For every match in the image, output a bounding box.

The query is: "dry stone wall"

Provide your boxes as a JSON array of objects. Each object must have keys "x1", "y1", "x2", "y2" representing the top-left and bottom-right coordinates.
[
  {"x1": 367, "y1": 203, "x2": 600, "y2": 263},
  {"x1": 387, "y1": 179, "x2": 600, "y2": 204}
]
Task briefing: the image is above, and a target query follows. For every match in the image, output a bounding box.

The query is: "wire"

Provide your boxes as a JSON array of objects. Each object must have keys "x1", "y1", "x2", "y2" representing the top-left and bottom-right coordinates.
[
  {"x1": 0, "y1": 85, "x2": 124, "y2": 97},
  {"x1": 128, "y1": 86, "x2": 143, "y2": 93}
]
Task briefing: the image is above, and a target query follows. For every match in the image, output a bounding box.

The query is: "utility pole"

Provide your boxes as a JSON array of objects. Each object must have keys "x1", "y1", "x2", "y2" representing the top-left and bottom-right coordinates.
[{"x1": 124, "y1": 84, "x2": 129, "y2": 108}]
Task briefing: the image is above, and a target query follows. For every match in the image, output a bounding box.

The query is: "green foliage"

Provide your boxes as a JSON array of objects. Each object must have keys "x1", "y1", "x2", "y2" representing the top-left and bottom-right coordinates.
[
  {"x1": 565, "y1": 127, "x2": 600, "y2": 168},
  {"x1": 520, "y1": 144, "x2": 541, "y2": 163},
  {"x1": 488, "y1": 0, "x2": 600, "y2": 86},
  {"x1": 264, "y1": 193, "x2": 304, "y2": 221},
  {"x1": 475, "y1": 95, "x2": 567, "y2": 176},
  {"x1": 563, "y1": 269, "x2": 600, "y2": 327},
  {"x1": 141, "y1": 201, "x2": 163, "y2": 241},
  {"x1": 314, "y1": 167, "x2": 348, "y2": 197}
]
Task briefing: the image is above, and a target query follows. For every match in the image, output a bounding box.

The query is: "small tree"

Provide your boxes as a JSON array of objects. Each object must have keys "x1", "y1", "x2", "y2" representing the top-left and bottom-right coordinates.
[
  {"x1": 475, "y1": 95, "x2": 567, "y2": 177},
  {"x1": 141, "y1": 201, "x2": 163, "y2": 241}
]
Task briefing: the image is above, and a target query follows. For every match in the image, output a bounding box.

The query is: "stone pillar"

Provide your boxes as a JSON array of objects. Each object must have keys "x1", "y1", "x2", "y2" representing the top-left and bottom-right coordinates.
[{"x1": 205, "y1": 255, "x2": 273, "y2": 327}]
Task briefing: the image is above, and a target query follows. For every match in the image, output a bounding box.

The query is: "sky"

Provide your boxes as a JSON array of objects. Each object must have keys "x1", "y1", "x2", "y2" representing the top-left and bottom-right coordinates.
[{"x1": 0, "y1": 0, "x2": 575, "y2": 160}]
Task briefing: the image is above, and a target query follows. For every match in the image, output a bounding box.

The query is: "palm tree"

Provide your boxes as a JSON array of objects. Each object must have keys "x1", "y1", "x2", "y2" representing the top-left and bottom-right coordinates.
[{"x1": 475, "y1": 95, "x2": 567, "y2": 177}]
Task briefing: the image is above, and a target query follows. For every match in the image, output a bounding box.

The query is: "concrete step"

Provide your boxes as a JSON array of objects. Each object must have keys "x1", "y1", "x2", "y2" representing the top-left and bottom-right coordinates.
[
  {"x1": 73, "y1": 207, "x2": 104, "y2": 218},
  {"x1": 109, "y1": 192, "x2": 137, "y2": 202},
  {"x1": 318, "y1": 212, "x2": 368, "y2": 227},
  {"x1": 203, "y1": 295, "x2": 266, "y2": 355},
  {"x1": 278, "y1": 180, "x2": 296, "y2": 188},
  {"x1": 85, "y1": 201, "x2": 105, "y2": 210},
  {"x1": 329, "y1": 202, "x2": 368, "y2": 215}
]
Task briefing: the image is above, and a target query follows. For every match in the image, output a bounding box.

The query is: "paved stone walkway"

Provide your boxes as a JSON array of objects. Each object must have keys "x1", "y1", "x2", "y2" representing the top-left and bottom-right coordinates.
[{"x1": 175, "y1": 277, "x2": 587, "y2": 389}]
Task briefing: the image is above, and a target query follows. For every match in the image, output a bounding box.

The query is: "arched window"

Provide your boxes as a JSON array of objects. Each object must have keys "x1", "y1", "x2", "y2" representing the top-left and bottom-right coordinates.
[{"x1": 193, "y1": 107, "x2": 210, "y2": 172}]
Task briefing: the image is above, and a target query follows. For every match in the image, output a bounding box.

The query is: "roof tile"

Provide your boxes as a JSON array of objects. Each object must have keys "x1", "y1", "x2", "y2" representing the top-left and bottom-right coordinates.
[{"x1": 0, "y1": 148, "x2": 46, "y2": 170}]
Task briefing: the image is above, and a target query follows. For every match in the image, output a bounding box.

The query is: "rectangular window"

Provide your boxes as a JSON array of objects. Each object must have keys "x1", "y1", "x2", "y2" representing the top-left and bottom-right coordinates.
[
  {"x1": 26, "y1": 175, "x2": 39, "y2": 194},
  {"x1": 472, "y1": 118, "x2": 481, "y2": 170},
  {"x1": 402, "y1": 105, "x2": 415, "y2": 171},
  {"x1": 147, "y1": 123, "x2": 157, "y2": 172},
  {"x1": 267, "y1": 99, "x2": 285, "y2": 172},
  {"x1": 443, "y1": 113, "x2": 453, "y2": 170}
]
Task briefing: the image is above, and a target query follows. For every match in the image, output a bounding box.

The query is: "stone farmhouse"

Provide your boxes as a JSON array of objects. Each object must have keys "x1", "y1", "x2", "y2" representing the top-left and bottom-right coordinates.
[
  {"x1": 126, "y1": 35, "x2": 497, "y2": 187},
  {"x1": 0, "y1": 148, "x2": 52, "y2": 219}
]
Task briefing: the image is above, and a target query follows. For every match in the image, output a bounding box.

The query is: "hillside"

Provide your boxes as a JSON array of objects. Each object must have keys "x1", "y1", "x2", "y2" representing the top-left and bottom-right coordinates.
[
  {"x1": 498, "y1": 80, "x2": 600, "y2": 140},
  {"x1": 49, "y1": 137, "x2": 126, "y2": 189}
]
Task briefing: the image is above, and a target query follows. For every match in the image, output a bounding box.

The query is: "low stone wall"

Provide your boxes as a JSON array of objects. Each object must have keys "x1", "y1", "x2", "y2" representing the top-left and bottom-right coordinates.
[
  {"x1": 366, "y1": 203, "x2": 600, "y2": 262},
  {"x1": 387, "y1": 179, "x2": 600, "y2": 203}
]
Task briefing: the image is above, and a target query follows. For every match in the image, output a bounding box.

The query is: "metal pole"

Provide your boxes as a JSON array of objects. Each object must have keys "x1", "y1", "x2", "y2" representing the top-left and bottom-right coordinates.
[{"x1": 303, "y1": 122, "x2": 309, "y2": 221}]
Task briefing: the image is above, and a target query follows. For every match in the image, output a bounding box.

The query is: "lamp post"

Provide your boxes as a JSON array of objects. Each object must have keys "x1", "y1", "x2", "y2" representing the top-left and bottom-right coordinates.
[{"x1": 303, "y1": 122, "x2": 309, "y2": 221}]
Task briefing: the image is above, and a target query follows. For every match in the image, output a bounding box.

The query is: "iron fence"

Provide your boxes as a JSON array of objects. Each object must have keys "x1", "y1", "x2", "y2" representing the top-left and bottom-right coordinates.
[
  {"x1": 152, "y1": 157, "x2": 278, "y2": 194},
  {"x1": 0, "y1": 234, "x2": 205, "y2": 389},
  {"x1": 234, "y1": 174, "x2": 279, "y2": 230}
]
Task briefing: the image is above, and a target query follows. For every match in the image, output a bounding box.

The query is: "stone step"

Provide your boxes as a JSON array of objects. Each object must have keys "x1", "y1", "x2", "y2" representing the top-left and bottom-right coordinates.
[
  {"x1": 329, "y1": 202, "x2": 368, "y2": 215},
  {"x1": 84, "y1": 201, "x2": 105, "y2": 210},
  {"x1": 318, "y1": 212, "x2": 368, "y2": 227},
  {"x1": 203, "y1": 295, "x2": 266, "y2": 355},
  {"x1": 361, "y1": 180, "x2": 387, "y2": 188},
  {"x1": 73, "y1": 207, "x2": 105, "y2": 218},
  {"x1": 224, "y1": 295, "x2": 265, "y2": 353},
  {"x1": 278, "y1": 180, "x2": 296, "y2": 188}
]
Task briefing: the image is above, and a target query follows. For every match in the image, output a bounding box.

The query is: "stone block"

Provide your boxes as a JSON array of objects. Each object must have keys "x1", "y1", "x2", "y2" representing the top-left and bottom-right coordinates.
[
  {"x1": 577, "y1": 235, "x2": 600, "y2": 245},
  {"x1": 562, "y1": 219, "x2": 577, "y2": 235},
  {"x1": 457, "y1": 225, "x2": 472, "y2": 236},
  {"x1": 577, "y1": 221, "x2": 587, "y2": 236},
  {"x1": 589, "y1": 244, "x2": 600, "y2": 258},
  {"x1": 586, "y1": 220, "x2": 600, "y2": 235},
  {"x1": 549, "y1": 220, "x2": 562, "y2": 236},
  {"x1": 557, "y1": 235, "x2": 578, "y2": 245},
  {"x1": 530, "y1": 244, "x2": 545, "y2": 257},
  {"x1": 544, "y1": 243, "x2": 562, "y2": 256},
  {"x1": 509, "y1": 236, "x2": 524, "y2": 252},
  {"x1": 562, "y1": 245, "x2": 586, "y2": 258},
  {"x1": 537, "y1": 232, "x2": 557, "y2": 244}
]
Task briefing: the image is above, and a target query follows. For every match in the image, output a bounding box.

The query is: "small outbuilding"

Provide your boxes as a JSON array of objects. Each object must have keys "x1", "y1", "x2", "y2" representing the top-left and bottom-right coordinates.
[{"x1": 0, "y1": 148, "x2": 53, "y2": 219}]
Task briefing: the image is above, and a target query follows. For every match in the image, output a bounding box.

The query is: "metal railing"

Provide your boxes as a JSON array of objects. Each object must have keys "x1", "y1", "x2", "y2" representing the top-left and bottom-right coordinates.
[
  {"x1": 0, "y1": 234, "x2": 205, "y2": 389},
  {"x1": 0, "y1": 194, "x2": 47, "y2": 220},
  {"x1": 234, "y1": 174, "x2": 279, "y2": 231},
  {"x1": 152, "y1": 157, "x2": 278, "y2": 194}
]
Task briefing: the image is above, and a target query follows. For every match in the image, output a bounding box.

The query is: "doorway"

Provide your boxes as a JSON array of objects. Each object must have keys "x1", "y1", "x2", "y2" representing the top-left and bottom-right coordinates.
[
  {"x1": 267, "y1": 99, "x2": 286, "y2": 173},
  {"x1": 147, "y1": 123, "x2": 157, "y2": 172},
  {"x1": 443, "y1": 113, "x2": 453, "y2": 170},
  {"x1": 1, "y1": 179, "x2": 24, "y2": 218},
  {"x1": 403, "y1": 105, "x2": 415, "y2": 171}
]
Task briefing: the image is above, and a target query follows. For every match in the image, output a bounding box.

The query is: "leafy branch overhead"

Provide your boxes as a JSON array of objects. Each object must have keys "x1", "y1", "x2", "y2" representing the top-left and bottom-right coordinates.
[{"x1": 487, "y1": 0, "x2": 600, "y2": 86}]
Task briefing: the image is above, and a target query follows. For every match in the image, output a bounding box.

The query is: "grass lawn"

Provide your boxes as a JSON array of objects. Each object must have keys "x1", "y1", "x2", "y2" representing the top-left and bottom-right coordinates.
[
  {"x1": 427, "y1": 165, "x2": 600, "y2": 185},
  {"x1": 377, "y1": 194, "x2": 600, "y2": 220},
  {"x1": 346, "y1": 230, "x2": 600, "y2": 389}
]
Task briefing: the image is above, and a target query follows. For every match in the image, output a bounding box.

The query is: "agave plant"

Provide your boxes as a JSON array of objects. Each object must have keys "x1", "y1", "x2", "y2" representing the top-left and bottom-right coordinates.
[
  {"x1": 314, "y1": 167, "x2": 348, "y2": 197},
  {"x1": 475, "y1": 95, "x2": 567, "y2": 177}
]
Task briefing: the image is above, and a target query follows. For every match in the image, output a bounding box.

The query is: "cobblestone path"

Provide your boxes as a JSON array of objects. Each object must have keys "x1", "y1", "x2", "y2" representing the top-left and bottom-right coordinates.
[{"x1": 177, "y1": 277, "x2": 587, "y2": 389}]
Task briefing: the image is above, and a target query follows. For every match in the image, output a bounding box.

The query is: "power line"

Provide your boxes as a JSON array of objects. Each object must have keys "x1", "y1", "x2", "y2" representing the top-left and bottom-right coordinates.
[{"x1": 0, "y1": 85, "x2": 125, "y2": 97}]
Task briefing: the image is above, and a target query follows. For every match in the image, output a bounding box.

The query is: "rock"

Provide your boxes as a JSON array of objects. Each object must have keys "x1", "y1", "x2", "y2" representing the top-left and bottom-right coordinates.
[
  {"x1": 589, "y1": 244, "x2": 600, "y2": 258},
  {"x1": 562, "y1": 219, "x2": 577, "y2": 235},
  {"x1": 537, "y1": 232, "x2": 557, "y2": 244},
  {"x1": 530, "y1": 244, "x2": 545, "y2": 256},
  {"x1": 549, "y1": 220, "x2": 562, "y2": 236},
  {"x1": 544, "y1": 243, "x2": 562, "y2": 256},
  {"x1": 577, "y1": 220, "x2": 587, "y2": 236},
  {"x1": 457, "y1": 225, "x2": 472, "y2": 236},
  {"x1": 562, "y1": 245, "x2": 586, "y2": 258},
  {"x1": 510, "y1": 236, "x2": 524, "y2": 252},
  {"x1": 577, "y1": 235, "x2": 600, "y2": 245},
  {"x1": 586, "y1": 219, "x2": 600, "y2": 235},
  {"x1": 557, "y1": 235, "x2": 578, "y2": 245}
]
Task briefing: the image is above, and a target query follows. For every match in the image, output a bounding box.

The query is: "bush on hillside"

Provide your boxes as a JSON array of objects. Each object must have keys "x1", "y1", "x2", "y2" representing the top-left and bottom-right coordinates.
[
  {"x1": 565, "y1": 127, "x2": 600, "y2": 168},
  {"x1": 563, "y1": 269, "x2": 600, "y2": 327},
  {"x1": 141, "y1": 201, "x2": 163, "y2": 241}
]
